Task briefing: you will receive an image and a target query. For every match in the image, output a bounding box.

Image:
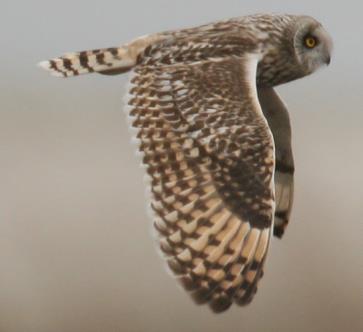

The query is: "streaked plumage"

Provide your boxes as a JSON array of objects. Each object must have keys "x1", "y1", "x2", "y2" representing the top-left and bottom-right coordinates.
[{"x1": 39, "y1": 13, "x2": 332, "y2": 312}]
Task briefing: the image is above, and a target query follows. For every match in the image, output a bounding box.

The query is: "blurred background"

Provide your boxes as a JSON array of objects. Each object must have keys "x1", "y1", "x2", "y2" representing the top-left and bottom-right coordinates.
[{"x1": 0, "y1": 1, "x2": 362, "y2": 331}]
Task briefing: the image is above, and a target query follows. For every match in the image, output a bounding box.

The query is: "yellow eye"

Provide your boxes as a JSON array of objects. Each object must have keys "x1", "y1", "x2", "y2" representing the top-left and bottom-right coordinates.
[{"x1": 304, "y1": 36, "x2": 317, "y2": 48}]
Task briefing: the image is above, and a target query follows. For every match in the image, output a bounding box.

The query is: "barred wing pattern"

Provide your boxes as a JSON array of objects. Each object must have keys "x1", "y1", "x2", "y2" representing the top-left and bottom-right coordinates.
[{"x1": 127, "y1": 56, "x2": 275, "y2": 312}]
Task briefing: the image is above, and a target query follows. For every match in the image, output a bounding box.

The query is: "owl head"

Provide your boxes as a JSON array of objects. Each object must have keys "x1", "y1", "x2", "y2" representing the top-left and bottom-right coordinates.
[
  {"x1": 256, "y1": 15, "x2": 333, "y2": 87},
  {"x1": 292, "y1": 16, "x2": 333, "y2": 74}
]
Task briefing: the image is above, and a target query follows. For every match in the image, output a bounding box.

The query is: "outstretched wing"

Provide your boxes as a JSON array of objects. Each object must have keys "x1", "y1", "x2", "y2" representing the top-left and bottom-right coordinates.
[
  {"x1": 127, "y1": 55, "x2": 275, "y2": 312},
  {"x1": 258, "y1": 88, "x2": 294, "y2": 238}
]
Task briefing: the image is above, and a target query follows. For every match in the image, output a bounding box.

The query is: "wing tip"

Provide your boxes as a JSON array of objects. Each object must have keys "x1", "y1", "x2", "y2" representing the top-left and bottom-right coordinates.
[
  {"x1": 209, "y1": 295, "x2": 233, "y2": 313},
  {"x1": 37, "y1": 60, "x2": 50, "y2": 70},
  {"x1": 273, "y1": 226, "x2": 285, "y2": 238},
  {"x1": 37, "y1": 60, "x2": 65, "y2": 77}
]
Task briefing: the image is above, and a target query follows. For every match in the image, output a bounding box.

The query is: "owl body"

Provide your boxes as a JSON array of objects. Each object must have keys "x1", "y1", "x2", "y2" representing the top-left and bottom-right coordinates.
[{"x1": 40, "y1": 14, "x2": 332, "y2": 312}]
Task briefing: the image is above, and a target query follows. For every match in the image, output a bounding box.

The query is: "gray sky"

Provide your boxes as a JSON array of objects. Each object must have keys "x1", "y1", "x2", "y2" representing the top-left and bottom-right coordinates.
[{"x1": 0, "y1": 1, "x2": 362, "y2": 331}]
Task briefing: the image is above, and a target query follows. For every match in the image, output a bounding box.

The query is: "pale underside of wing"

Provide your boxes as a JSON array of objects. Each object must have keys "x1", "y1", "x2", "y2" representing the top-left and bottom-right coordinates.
[
  {"x1": 258, "y1": 88, "x2": 294, "y2": 238},
  {"x1": 126, "y1": 56, "x2": 275, "y2": 312}
]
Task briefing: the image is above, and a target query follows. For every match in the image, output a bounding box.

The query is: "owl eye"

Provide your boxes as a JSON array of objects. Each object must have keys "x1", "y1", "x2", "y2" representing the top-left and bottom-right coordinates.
[{"x1": 304, "y1": 35, "x2": 318, "y2": 48}]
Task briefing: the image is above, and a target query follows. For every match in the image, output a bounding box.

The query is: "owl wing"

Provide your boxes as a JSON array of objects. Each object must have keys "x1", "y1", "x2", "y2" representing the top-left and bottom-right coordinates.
[
  {"x1": 127, "y1": 55, "x2": 275, "y2": 312},
  {"x1": 258, "y1": 88, "x2": 294, "y2": 238}
]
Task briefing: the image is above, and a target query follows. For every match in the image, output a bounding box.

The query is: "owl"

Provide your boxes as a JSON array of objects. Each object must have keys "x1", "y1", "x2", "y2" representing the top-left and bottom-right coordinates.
[{"x1": 39, "y1": 14, "x2": 333, "y2": 312}]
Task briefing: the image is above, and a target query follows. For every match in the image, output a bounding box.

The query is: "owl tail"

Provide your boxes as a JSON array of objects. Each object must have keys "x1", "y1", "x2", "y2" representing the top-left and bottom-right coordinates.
[{"x1": 38, "y1": 34, "x2": 165, "y2": 78}]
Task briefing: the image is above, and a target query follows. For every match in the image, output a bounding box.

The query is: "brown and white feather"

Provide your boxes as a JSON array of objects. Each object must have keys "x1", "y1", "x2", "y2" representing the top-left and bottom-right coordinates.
[
  {"x1": 39, "y1": 13, "x2": 333, "y2": 312},
  {"x1": 126, "y1": 53, "x2": 275, "y2": 312}
]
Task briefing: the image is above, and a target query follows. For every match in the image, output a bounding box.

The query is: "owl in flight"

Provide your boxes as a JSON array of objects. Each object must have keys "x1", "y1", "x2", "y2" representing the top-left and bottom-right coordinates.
[{"x1": 40, "y1": 14, "x2": 332, "y2": 312}]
